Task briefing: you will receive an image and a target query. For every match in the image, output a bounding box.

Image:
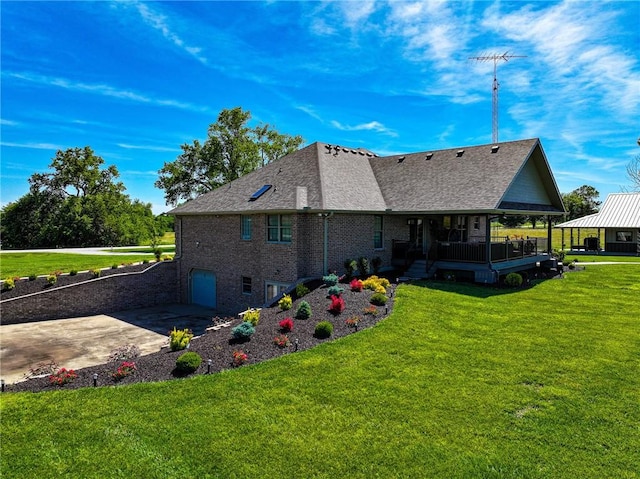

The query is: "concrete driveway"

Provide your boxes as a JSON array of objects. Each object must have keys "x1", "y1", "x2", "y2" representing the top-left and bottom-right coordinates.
[{"x1": 0, "y1": 304, "x2": 216, "y2": 384}]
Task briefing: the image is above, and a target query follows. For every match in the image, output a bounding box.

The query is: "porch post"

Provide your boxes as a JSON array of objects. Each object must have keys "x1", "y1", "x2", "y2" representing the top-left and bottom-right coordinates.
[
  {"x1": 485, "y1": 214, "x2": 492, "y2": 265},
  {"x1": 547, "y1": 216, "x2": 552, "y2": 253},
  {"x1": 561, "y1": 227, "x2": 565, "y2": 252}
]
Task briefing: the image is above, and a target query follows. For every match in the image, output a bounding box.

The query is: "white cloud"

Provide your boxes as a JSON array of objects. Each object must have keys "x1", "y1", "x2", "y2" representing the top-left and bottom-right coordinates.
[
  {"x1": 331, "y1": 120, "x2": 397, "y2": 136},
  {"x1": 0, "y1": 119, "x2": 20, "y2": 126},
  {"x1": 1, "y1": 141, "x2": 63, "y2": 150},
  {"x1": 117, "y1": 143, "x2": 178, "y2": 152}
]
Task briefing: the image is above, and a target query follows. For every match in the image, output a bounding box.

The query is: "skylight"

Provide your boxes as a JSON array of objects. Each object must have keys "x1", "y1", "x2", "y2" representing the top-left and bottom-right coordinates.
[{"x1": 249, "y1": 184, "x2": 272, "y2": 201}]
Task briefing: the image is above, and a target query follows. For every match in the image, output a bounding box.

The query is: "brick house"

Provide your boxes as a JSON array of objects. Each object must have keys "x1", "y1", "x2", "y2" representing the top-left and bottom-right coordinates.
[{"x1": 170, "y1": 138, "x2": 565, "y2": 313}]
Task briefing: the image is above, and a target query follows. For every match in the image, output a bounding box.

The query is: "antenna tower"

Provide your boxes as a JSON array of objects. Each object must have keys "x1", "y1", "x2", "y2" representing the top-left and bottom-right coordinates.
[{"x1": 469, "y1": 52, "x2": 526, "y2": 143}]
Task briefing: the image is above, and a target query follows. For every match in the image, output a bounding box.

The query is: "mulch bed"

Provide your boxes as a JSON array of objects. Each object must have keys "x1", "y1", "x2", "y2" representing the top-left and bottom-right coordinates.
[
  {"x1": 1, "y1": 262, "x2": 153, "y2": 301},
  {"x1": 5, "y1": 277, "x2": 397, "y2": 393}
]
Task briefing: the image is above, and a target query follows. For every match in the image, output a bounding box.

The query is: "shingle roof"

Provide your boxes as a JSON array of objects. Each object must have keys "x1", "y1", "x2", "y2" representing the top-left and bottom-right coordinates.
[
  {"x1": 555, "y1": 193, "x2": 640, "y2": 228},
  {"x1": 170, "y1": 138, "x2": 565, "y2": 216}
]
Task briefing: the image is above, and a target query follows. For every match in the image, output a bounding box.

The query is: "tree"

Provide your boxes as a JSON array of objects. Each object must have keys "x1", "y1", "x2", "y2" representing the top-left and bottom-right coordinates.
[
  {"x1": 155, "y1": 107, "x2": 304, "y2": 206},
  {"x1": 1, "y1": 147, "x2": 156, "y2": 248},
  {"x1": 627, "y1": 154, "x2": 640, "y2": 191},
  {"x1": 561, "y1": 185, "x2": 601, "y2": 221}
]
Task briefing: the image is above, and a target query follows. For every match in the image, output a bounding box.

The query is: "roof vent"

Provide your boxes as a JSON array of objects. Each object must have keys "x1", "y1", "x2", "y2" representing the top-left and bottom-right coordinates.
[
  {"x1": 456, "y1": 149, "x2": 465, "y2": 157},
  {"x1": 249, "y1": 184, "x2": 272, "y2": 201},
  {"x1": 398, "y1": 156, "x2": 405, "y2": 163},
  {"x1": 342, "y1": 147, "x2": 349, "y2": 152},
  {"x1": 425, "y1": 152, "x2": 433, "y2": 160},
  {"x1": 491, "y1": 145, "x2": 500, "y2": 153},
  {"x1": 358, "y1": 151, "x2": 364, "y2": 155},
  {"x1": 325, "y1": 144, "x2": 332, "y2": 150}
]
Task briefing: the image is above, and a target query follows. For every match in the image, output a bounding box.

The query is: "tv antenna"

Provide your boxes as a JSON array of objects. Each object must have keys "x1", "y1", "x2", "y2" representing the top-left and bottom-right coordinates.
[{"x1": 469, "y1": 52, "x2": 526, "y2": 143}]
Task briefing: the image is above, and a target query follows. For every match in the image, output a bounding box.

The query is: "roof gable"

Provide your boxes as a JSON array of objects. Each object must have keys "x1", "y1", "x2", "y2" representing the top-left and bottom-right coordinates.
[{"x1": 556, "y1": 193, "x2": 640, "y2": 228}]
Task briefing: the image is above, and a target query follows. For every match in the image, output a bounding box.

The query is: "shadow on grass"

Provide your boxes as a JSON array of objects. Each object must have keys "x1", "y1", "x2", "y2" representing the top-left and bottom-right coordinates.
[{"x1": 406, "y1": 278, "x2": 552, "y2": 299}]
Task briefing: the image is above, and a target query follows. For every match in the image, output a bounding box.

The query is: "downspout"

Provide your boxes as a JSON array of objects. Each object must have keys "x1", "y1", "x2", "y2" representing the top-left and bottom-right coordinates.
[
  {"x1": 547, "y1": 215, "x2": 553, "y2": 254},
  {"x1": 486, "y1": 214, "x2": 498, "y2": 282},
  {"x1": 322, "y1": 212, "x2": 334, "y2": 275}
]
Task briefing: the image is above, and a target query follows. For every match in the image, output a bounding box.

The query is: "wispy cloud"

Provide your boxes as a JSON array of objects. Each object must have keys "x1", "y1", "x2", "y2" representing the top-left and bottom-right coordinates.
[
  {"x1": 117, "y1": 143, "x2": 178, "y2": 153},
  {"x1": 0, "y1": 119, "x2": 20, "y2": 126},
  {"x1": 1, "y1": 141, "x2": 63, "y2": 150},
  {"x1": 5, "y1": 71, "x2": 211, "y2": 113},
  {"x1": 331, "y1": 120, "x2": 397, "y2": 136}
]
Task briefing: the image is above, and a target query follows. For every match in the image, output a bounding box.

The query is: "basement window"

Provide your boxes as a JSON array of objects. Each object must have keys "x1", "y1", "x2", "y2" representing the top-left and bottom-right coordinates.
[{"x1": 242, "y1": 276, "x2": 252, "y2": 295}]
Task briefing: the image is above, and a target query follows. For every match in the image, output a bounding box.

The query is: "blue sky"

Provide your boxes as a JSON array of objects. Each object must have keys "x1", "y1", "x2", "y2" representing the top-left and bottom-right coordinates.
[{"x1": 2, "y1": 1, "x2": 639, "y2": 214}]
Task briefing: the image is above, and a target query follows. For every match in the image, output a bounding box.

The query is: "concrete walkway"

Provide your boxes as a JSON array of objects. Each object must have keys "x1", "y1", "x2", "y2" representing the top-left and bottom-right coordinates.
[{"x1": 0, "y1": 304, "x2": 216, "y2": 384}]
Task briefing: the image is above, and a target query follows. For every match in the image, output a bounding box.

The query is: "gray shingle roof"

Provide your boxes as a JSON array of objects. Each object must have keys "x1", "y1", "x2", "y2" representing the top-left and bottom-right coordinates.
[
  {"x1": 555, "y1": 193, "x2": 640, "y2": 228},
  {"x1": 170, "y1": 138, "x2": 565, "y2": 216}
]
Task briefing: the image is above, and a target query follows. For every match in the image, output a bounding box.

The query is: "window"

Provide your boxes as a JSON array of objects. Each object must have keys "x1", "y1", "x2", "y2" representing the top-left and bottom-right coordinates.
[
  {"x1": 242, "y1": 276, "x2": 252, "y2": 295},
  {"x1": 267, "y1": 214, "x2": 292, "y2": 243},
  {"x1": 616, "y1": 231, "x2": 632, "y2": 242},
  {"x1": 374, "y1": 215, "x2": 383, "y2": 249},
  {"x1": 265, "y1": 281, "x2": 290, "y2": 302},
  {"x1": 473, "y1": 216, "x2": 480, "y2": 230},
  {"x1": 241, "y1": 215, "x2": 252, "y2": 240}
]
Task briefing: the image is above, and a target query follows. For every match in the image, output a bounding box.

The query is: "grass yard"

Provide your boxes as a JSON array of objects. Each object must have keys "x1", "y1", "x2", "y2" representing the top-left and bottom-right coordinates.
[
  {"x1": 0, "y1": 252, "x2": 171, "y2": 278},
  {"x1": 1, "y1": 265, "x2": 638, "y2": 478}
]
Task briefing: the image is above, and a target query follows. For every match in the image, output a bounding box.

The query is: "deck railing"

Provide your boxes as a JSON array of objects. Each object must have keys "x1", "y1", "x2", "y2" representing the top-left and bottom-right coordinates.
[{"x1": 436, "y1": 238, "x2": 543, "y2": 263}]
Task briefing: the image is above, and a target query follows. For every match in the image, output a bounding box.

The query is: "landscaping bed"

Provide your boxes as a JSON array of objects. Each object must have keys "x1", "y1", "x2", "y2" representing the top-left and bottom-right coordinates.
[{"x1": 6, "y1": 276, "x2": 396, "y2": 393}]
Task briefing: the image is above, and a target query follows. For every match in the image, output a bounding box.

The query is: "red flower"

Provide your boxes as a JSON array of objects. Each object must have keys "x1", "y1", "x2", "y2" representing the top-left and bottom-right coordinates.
[
  {"x1": 279, "y1": 318, "x2": 294, "y2": 333},
  {"x1": 350, "y1": 278, "x2": 364, "y2": 292},
  {"x1": 328, "y1": 295, "x2": 345, "y2": 314}
]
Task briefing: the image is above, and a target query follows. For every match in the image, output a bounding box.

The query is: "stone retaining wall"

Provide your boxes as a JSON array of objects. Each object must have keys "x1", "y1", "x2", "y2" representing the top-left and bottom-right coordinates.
[{"x1": 0, "y1": 261, "x2": 178, "y2": 325}]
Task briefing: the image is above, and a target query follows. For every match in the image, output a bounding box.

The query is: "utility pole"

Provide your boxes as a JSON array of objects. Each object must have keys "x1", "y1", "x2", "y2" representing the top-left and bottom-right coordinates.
[{"x1": 469, "y1": 52, "x2": 526, "y2": 143}]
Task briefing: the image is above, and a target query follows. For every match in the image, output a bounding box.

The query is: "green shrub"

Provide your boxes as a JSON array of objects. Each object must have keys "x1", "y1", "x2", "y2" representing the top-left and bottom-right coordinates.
[
  {"x1": 358, "y1": 257, "x2": 370, "y2": 276},
  {"x1": 504, "y1": 272, "x2": 523, "y2": 288},
  {"x1": 154, "y1": 248, "x2": 162, "y2": 261},
  {"x1": 278, "y1": 294, "x2": 293, "y2": 311},
  {"x1": 231, "y1": 321, "x2": 255, "y2": 340},
  {"x1": 142, "y1": 259, "x2": 150, "y2": 264},
  {"x1": 370, "y1": 292, "x2": 388, "y2": 306},
  {"x1": 344, "y1": 259, "x2": 357, "y2": 278},
  {"x1": 243, "y1": 308, "x2": 260, "y2": 326},
  {"x1": 295, "y1": 283, "x2": 309, "y2": 298},
  {"x1": 46, "y1": 274, "x2": 57, "y2": 286},
  {"x1": 92, "y1": 269, "x2": 101, "y2": 277},
  {"x1": 327, "y1": 285, "x2": 344, "y2": 297},
  {"x1": 69, "y1": 270, "x2": 78, "y2": 276},
  {"x1": 28, "y1": 274, "x2": 37, "y2": 281},
  {"x1": 552, "y1": 249, "x2": 565, "y2": 262},
  {"x1": 111, "y1": 264, "x2": 118, "y2": 269},
  {"x1": 3, "y1": 278, "x2": 15, "y2": 291},
  {"x1": 175, "y1": 351, "x2": 202, "y2": 375},
  {"x1": 296, "y1": 300, "x2": 312, "y2": 319},
  {"x1": 314, "y1": 321, "x2": 334, "y2": 339},
  {"x1": 371, "y1": 256, "x2": 382, "y2": 274},
  {"x1": 322, "y1": 274, "x2": 339, "y2": 286},
  {"x1": 169, "y1": 327, "x2": 193, "y2": 351}
]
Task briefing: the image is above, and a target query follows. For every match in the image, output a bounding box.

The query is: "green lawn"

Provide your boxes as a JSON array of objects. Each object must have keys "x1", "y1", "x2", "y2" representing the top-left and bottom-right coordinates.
[
  {"x1": 1, "y1": 265, "x2": 639, "y2": 478},
  {"x1": 0, "y1": 252, "x2": 173, "y2": 278}
]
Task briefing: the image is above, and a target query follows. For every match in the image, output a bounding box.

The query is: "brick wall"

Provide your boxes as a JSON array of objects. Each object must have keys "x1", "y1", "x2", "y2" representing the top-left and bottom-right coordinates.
[{"x1": 0, "y1": 262, "x2": 178, "y2": 325}]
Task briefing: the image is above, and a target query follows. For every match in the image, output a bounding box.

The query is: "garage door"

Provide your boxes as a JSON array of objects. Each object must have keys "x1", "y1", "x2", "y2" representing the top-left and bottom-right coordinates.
[{"x1": 191, "y1": 269, "x2": 216, "y2": 308}]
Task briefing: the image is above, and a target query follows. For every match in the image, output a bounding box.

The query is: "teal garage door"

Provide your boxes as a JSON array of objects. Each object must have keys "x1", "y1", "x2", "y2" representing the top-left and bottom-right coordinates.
[{"x1": 191, "y1": 269, "x2": 216, "y2": 308}]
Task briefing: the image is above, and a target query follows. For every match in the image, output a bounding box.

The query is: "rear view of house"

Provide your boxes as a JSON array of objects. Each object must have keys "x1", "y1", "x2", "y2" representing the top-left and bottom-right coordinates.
[{"x1": 170, "y1": 138, "x2": 565, "y2": 314}]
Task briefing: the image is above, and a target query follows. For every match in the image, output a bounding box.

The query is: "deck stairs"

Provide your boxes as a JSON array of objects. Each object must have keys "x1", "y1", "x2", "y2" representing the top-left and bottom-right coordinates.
[{"x1": 403, "y1": 260, "x2": 428, "y2": 279}]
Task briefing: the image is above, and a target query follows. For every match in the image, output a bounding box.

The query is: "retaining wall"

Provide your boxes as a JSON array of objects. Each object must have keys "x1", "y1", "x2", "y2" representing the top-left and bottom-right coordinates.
[{"x1": 0, "y1": 261, "x2": 178, "y2": 325}]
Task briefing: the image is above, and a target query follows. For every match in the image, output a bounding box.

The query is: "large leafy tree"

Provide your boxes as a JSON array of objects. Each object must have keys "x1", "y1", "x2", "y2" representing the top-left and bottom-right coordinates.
[
  {"x1": 561, "y1": 185, "x2": 601, "y2": 221},
  {"x1": 1, "y1": 147, "x2": 156, "y2": 248},
  {"x1": 156, "y1": 107, "x2": 304, "y2": 206}
]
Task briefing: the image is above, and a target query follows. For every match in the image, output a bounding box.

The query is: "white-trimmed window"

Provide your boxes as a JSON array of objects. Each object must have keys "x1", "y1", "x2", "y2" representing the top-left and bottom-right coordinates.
[
  {"x1": 267, "y1": 214, "x2": 292, "y2": 243},
  {"x1": 374, "y1": 215, "x2": 383, "y2": 249},
  {"x1": 241, "y1": 215, "x2": 252, "y2": 240},
  {"x1": 265, "y1": 281, "x2": 290, "y2": 302}
]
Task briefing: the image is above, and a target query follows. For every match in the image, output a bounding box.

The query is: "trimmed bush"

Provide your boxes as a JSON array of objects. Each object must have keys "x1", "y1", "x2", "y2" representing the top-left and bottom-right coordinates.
[
  {"x1": 46, "y1": 274, "x2": 57, "y2": 286},
  {"x1": 358, "y1": 257, "x2": 370, "y2": 276},
  {"x1": 28, "y1": 274, "x2": 37, "y2": 281},
  {"x1": 175, "y1": 352, "x2": 202, "y2": 375},
  {"x1": 92, "y1": 269, "x2": 101, "y2": 277},
  {"x1": 243, "y1": 308, "x2": 260, "y2": 326},
  {"x1": 278, "y1": 294, "x2": 293, "y2": 311},
  {"x1": 327, "y1": 285, "x2": 344, "y2": 297},
  {"x1": 322, "y1": 274, "x2": 339, "y2": 287},
  {"x1": 314, "y1": 321, "x2": 334, "y2": 339},
  {"x1": 344, "y1": 259, "x2": 357, "y2": 278},
  {"x1": 370, "y1": 293, "x2": 388, "y2": 306},
  {"x1": 69, "y1": 269, "x2": 78, "y2": 276},
  {"x1": 371, "y1": 256, "x2": 382, "y2": 274},
  {"x1": 296, "y1": 300, "x2": 312, "y2": 320},
  {"x1": 111, "y1": 264, "x2": 118, "y2": 269},
  {"x1": 3, "y1": 278, "x2": 15, "y2": 291},
  {"x1": 231, "y1": 321, "x2": 255, "y2": 340},
  {"x1": 504, "y1": 272, "x2": 523, "y2": 288},
  {"x1": 295, "y1": 283, "x2": 310, "y2": 298},
  {"x1": 169, "y1": 327, "x2": 193, "y2": 351}
]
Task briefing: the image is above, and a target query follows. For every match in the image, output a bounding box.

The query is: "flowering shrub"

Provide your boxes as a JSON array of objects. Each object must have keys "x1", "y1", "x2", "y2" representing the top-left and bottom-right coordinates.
[
  {"x1": 232, "y1": 350, "x2": 248, "y2": 366},
  {"x1": 278, "y1": 294, "x2": 293, "y2": 311},
  {"x1": 328, "y1": 295, "x2": 345, "y2": 315},
  {"x1": 363, "y1": 305, "x2": 378, "y2": 316},
  {"x1": 350, "y1": 278, "x2": 364, "y2": 292},
  {"x1": 112, "y1": 361, "x2": 137, "y2": 381},
  {"x1": 273, "y1": 334, "x2": 290, "y2": 348},
  {"x1": 243, "y1": 308, "x2": 261, "y2": 326},
  {"x1": 279, "y1": 318, "x2": 294, "y2": 333},
  {"x1": 345, "y1": 316, "x2": 361, "y2": 329},
  {"x1": 108, "y1": 344, "x2": 140, "y2": 363},
  {"x1": 3, "y1": 278, "x2": 15, "y2": 291},
  {"x1": 49, "y1": 367, "x2": 78, "y2": 386},
  {"x1": 169, "y1": 327, "x2": 193, "y2": 351}
]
